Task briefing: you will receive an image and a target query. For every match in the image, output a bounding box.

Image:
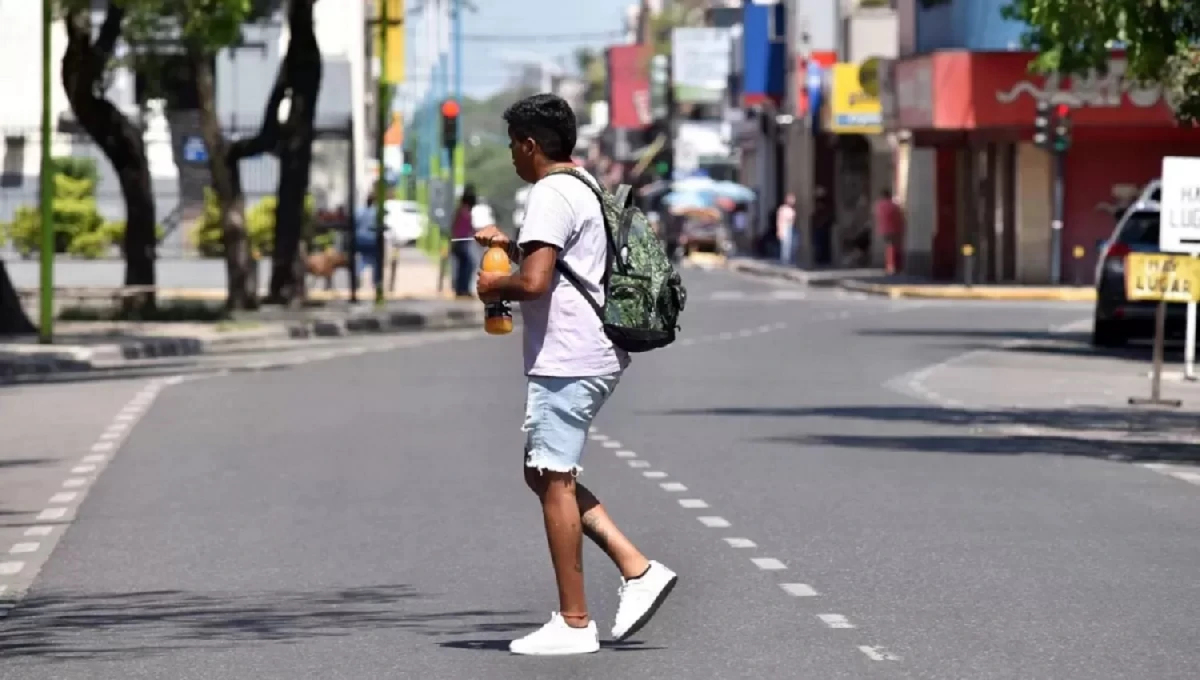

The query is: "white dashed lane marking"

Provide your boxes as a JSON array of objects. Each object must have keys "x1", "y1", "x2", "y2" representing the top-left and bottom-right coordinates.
[
  {"x1": 36, "y1": 508, "x2": 67, "y2": 521},
  {"x1": 23, "y1": 527, "x2": 52, "y2": 538},
  {"x1": 9, "y1": 543, "x2": 38, "y2": 555},
  {"x1": 594, "y1": 424, "x2": 900, "y2": 663},
  {"x1": 819, "y1": 614, "x2": 856, "y2": 629},
  {"x1": 0, "y1": 563, "x2": 24, "y2": 576},
  {"x1": 859, "y1": 645, "x2": 901, "y2": 661},
  {"x1": 780, "y1": 583, "x2": 819, "y2": 597},
  {"x1": 723, "y1": 537, "x2": 756, "y2": 548},
  {"x1": 49, "y1": 492, "x2": 77, "y2": 504}
]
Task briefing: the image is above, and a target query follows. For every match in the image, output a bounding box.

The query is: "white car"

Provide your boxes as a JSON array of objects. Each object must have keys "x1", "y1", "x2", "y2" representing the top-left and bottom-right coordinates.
[{"x1": 384, "y1": 200, "x2": 427, "y2": 247}]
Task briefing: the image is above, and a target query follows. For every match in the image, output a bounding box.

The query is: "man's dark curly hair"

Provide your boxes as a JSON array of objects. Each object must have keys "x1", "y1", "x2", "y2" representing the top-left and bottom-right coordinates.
[{"x1": 503, "y1": 93, "x2": 577, "y2": 162}]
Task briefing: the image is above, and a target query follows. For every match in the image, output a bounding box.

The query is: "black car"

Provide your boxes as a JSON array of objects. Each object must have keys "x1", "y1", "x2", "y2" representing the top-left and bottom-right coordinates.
[{"x1": 1092, "y1": 204, "x2": 1192, "y2": 346}]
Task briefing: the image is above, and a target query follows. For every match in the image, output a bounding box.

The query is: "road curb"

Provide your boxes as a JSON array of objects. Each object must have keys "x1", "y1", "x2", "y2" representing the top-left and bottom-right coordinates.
[
  {"x1": 724, "y1": 258, "x2": 1096, "y2": 302},
  {"x1": 0, "y1": 305, "x2": 488, "y2": 383},
  {"x1": 840, "y1": 280, "x2": 1097, "y2": 302}
]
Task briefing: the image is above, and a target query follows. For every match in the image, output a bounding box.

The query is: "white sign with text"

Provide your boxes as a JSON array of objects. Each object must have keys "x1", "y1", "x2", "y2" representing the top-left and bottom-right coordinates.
[{"x1": 1160, "y1": 156, "x2": 1200, "y2": 255}]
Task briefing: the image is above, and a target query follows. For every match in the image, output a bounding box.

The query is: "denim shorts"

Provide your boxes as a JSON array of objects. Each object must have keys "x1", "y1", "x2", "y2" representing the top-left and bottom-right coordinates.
[{"x1": 523, "y1": 373, "x2": 621, "y2": 476}]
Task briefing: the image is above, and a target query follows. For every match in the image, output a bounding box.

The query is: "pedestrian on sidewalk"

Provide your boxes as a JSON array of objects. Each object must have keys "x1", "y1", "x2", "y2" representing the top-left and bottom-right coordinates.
[
  {"x1": 354, "y1": 192, "x2": 381, "y2": 294},
  {"x1": 450, "y1": 186, "x2": 478, "y2": 298},
  {"x1": 874, "y1": 188, "x2": 906, "y2": 274},
  {"x1": 777, "y1": 193, "x2": 797, "y2": 266},
  {"x1": 474, "y1": 93, "x2": 678, "y2": 657}
]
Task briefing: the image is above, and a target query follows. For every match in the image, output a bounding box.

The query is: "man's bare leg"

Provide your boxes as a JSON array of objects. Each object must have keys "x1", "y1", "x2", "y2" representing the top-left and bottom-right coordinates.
[
  {"x1": 576, "y1": 483, "x2": 650, "y2": 580},
  {"x1": 539, "y1": 471, "x2": 591, "y2": 628}
]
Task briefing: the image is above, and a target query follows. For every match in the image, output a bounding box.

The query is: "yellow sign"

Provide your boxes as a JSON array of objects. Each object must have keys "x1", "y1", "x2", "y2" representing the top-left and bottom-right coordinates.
[
  {"x1": 829, "y1": 61, "x2": 882, "y2": 135},
  {"x1": 1125, "y1": 252, "x2": 1200, "y2": 302},
  {"x1": 374, "y1": 0, "x2": 405, "y2": 84}
]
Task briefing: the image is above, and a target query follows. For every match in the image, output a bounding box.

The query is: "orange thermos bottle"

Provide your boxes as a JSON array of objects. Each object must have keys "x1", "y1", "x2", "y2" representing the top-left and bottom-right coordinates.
[{"x1": 481, "y1": 245, "x2": 514, "y2": 335}]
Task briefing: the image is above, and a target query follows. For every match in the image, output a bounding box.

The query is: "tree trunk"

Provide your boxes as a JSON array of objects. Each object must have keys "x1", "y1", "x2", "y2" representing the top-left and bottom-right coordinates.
[
  {"x1": 0, "y1": 261, "x2": 36, "y2": 336},
  {"x1": 61, "y1": 5, "x2": 156, "y2": 312},
  {"x1": 191, "y1": 49, "x2": 258, "y2": 310},
  {"x1": 268, "y1": 0, "x2": 323, "y2": 306}
]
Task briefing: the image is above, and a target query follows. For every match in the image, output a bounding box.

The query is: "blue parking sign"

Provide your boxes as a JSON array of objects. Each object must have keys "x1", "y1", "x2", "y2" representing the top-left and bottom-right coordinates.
[{"x1": 182, "y1": 136, "x2": 208, "y2": 163}]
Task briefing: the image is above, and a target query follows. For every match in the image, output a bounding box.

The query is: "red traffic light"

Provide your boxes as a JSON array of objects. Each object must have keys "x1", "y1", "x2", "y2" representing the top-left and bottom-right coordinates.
[
  {"x1": 1055, "y1": 103, "x2": 1070, "y2": 117},
  {"x1": 441, "y1": 99, "x2": 460, "y2": 118}
]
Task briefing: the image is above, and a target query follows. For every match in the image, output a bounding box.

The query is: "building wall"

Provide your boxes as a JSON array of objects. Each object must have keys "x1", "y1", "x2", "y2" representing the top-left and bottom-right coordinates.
[
  {"x1": 844, "y1": 9, "x2": 898, "y2": 64},
  {"x1": 914, "y1": 0, "x2": 1026, "y2": 53},
  {"x1": 1064, "y1": 136, "x2": 1200, "y2": 280}
]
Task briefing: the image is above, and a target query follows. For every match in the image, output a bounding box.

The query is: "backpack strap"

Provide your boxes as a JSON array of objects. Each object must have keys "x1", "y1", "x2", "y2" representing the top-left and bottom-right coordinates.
[{"x1": 542, "y1": 167, "x2": 614, "y2": 322}]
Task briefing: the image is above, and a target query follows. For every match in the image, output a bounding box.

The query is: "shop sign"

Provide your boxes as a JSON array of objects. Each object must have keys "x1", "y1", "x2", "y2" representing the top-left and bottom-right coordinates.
[{"x1": 995, "y1": 58, "x2": 1163, "y2": 109}]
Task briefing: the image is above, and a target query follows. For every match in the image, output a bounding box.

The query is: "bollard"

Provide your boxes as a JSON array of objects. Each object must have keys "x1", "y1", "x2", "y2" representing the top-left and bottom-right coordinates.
[
  {"x1": 961, "y1": 244, "x2": 976, "y2": 287},
  {"x1": 1072, "y1": 245, "x2": 1086, "y2": 286}
]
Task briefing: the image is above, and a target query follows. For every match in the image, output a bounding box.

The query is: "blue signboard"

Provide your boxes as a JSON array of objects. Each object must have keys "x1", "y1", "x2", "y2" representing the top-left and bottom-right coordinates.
[
  {"x1": 182, "y1": 136, "x2": 208, "y2": 164},
  {"x1": 741, "y1": 2, "x2": 786, "y2": 106}
]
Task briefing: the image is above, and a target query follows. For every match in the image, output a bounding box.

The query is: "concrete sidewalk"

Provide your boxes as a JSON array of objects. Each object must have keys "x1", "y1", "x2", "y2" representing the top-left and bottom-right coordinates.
[
  {"x1": 726, "y1": 257, "x2": 1097, "y2": 301},
  {"x1": 897, "y1": 326, "x2": 1200, "y2": 464},
  {"x1": 0, "y1": 299, "x2": 488, "y2": 383}
]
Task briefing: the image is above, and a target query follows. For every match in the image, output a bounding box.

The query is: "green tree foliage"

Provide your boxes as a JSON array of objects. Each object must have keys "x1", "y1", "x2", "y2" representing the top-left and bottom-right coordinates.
[
  {"x1": 1003, "y1": 0, "x2": 1200, "y2": 121},
  {"x1": 0, "y1": 158, "x2": 129, "y2": 259},
  {"x1": 192, "y1": 190, "x2": 325, "y2": 257}
]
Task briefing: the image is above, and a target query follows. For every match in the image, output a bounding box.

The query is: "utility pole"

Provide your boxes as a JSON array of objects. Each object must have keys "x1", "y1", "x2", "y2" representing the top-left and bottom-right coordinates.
[
  {"x1": 372, "y1": 0, "x2": 405, "y2": 305},
  {"x1": 452, "y1": 0, "x2": 464, "y2": 197},
  {"x1": 39, "y1": 0, "x2": 53, "y2": 343},
  {"x1": 1035, "y1": 100, "x2": 1071, "y2": 284}
]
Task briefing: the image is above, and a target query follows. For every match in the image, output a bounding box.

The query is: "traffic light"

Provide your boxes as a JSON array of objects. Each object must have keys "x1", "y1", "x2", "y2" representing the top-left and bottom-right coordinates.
[
  {"x1": 1033, "y1": 100, "x2": 1052, "y2": 149},
  {"x1": 1052, "y1": 103, "x2": 1072, "y2": 152},
  {"x1": 440, "y1": 99, "x2": 460, "y2": 151}
]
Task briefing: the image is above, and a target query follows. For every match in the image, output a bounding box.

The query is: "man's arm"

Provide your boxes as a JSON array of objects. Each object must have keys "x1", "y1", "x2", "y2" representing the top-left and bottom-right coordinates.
[{"x1": 481, "y1": 242, "x2": 558, "y2": 302}]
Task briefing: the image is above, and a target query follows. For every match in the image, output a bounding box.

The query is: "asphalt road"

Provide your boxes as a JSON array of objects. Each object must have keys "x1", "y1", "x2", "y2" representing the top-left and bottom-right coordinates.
[{"x1": 1, "y1": 264, "x2": 1198, "y2": 680}]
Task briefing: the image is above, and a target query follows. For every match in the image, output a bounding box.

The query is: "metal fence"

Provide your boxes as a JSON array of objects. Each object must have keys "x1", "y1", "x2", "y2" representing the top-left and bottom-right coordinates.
[{"x1": 0, "y1": 117, "x2": 353, "y2": 259}]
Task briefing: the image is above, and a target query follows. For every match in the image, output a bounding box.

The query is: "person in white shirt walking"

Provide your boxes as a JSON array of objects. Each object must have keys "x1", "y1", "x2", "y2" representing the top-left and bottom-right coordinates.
[
  {"x1": 777, "y1": 193, "x2": 797, "y2": 265},
  {"x1": 474, "y1": 93, "x2": 678, "y2": 656}
]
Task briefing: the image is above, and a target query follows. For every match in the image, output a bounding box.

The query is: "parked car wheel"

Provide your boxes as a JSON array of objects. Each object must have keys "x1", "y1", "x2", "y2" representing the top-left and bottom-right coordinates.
[{"x1": 1091, "y1": 318, "x2": 1128, "y2": 347}]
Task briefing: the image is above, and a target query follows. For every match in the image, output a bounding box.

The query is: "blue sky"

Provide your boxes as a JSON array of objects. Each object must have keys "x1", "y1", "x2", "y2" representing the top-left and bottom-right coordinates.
[{"x1": 405, "y1": 0, "x2": 631, "y2": 102}]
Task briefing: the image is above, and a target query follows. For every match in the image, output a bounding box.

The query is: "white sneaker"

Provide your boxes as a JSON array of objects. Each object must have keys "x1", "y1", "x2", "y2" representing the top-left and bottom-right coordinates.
[
  {"x1": 612, "y1": 560, "x2": 678, "y2": 641},
  {"x1": 509, "y1": 612, "x2": 600, "y2": 656}
]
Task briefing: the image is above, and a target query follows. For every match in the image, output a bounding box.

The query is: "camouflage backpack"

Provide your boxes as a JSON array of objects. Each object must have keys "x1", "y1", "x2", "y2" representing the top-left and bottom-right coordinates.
[{"x1": 548, "y1": 168, "x2": 687, "y2": 353}]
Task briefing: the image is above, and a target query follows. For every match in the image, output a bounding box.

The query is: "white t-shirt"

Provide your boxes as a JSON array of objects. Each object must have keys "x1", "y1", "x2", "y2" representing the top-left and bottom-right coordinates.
[{"x1": 517, "y1": 169, "x2": 630, "y2": 378}]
